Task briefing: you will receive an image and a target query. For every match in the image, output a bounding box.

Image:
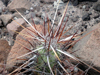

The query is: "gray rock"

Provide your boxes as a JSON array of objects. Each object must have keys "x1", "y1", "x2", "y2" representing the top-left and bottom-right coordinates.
[
  {"x1": 71, "y1": 0, "x2": 78, "y2": 6},
  {"x1": 71, "y1": 16, "x2": 79, "y2": 22},
  {"x1": 25, "y1": 10, "x2": 30, "y2": 14},
  {"x1": 1, "y1": 0, "x2": 10, "y2": 6},
  {"x1": 63, "y1": 17, "x2": 68, "y2": 22},
  {"x1": 30, "y1": 7, "x2": 34, "y2": 11},
  {"x1": 25, "y1": 12, "x2": 35, "y2": 20},
  {"x1": 62, "y1": 0, "x2": 97, "y2": 6},
  {"x1": 82, "y1": 5, "x2": 86, "y2": 9},
  {"x1": 85, "y1": 5, "x2": 90, "y2": 11},
  {"x1": 12, "y1": 12, "x2": 23, "y2": 18},
  {"x1": 94, "y1": 3, "x2": 100, "y2": 12},
  {"x1": 40, "y1": 0, "x2": 56, "y2": 3},
  {"x1": 82, "y1": 13, "x2": 90, "y2": 21}
]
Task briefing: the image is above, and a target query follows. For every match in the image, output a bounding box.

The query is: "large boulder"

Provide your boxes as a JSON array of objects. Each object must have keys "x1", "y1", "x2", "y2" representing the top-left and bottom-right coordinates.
[
  {"x1": 73, "y1": 23, "x2": 100, "y2": 67},
  {"x1": 6, "y1": 25, "x2": 43, "y2": 72}
]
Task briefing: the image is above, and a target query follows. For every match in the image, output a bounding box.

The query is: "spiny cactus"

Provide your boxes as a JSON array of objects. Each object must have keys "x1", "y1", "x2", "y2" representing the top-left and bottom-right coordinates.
[{"x1": 6, "y1": 0, "x2": 100, "y2": 75}]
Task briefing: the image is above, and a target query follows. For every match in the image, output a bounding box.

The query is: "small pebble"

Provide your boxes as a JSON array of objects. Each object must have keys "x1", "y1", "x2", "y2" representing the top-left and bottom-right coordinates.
[
  {"x1": 82, "y1": 5, "x2": 86, "y2": 9},
  {"x1": 30, "y1": 7, "x2": 34, "y2": 11},
  {"x1": 25, "y1": 10, "x2": 30, "y2": 14},
  {"x1": 82, "y1": 13, "x2": 90, "y2": 21},
  {"x1": 74, "y1": 67, "x2": 78, "y2": 72},
  {"x1": 84, "y1": 25, "x2": 87, "y2": 29}
]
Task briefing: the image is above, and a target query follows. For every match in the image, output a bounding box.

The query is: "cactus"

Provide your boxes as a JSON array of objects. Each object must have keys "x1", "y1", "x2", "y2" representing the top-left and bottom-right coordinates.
[{"x1": 6, "y1": 0, "x2": 100, "y2": 75}]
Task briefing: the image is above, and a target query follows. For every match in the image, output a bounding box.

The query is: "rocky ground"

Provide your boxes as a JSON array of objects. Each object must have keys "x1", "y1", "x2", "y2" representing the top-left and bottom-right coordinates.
[
  {"x1": 0, "y1": 0, "x2": 100, "y2": 43},
  {"x1": 0, "y1": 0, "x2": 100, "y2": 75}
]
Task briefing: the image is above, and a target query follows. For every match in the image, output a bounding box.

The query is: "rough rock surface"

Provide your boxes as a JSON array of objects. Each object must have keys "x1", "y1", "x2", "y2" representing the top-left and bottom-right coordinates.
[
  {"x1": 73, "y1": 23, "x2": 100, "y2": 67},
  {"x1": 6, "y1": 25, "x2": 43, "y2": 72},
  {"x1": 7, "y1": 18, "x2": 27, "y2": 38},
  {"x1": 0, "y1": 14, "x2": 13, "y2": 26},
  {"x1": 7, "y1": 0, "x2": 31, "y2": 11},
  {"x1": 0, "y1": 39, "x2": 11, "y2": 73}
]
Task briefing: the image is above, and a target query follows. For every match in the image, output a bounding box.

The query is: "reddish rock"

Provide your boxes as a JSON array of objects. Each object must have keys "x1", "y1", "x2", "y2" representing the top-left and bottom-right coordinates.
[
  {"x1": 0, "y1": 14, "x2": 13, "y2": 26},
  {"x1": 6, "y1": 25, "x2": 43, "y2": 72},
  {"x1": 7, "y1": 0, "x2": 31, "y2": 11},
  {"x1": 7, "y1": 18, "x2": 27, "y2": 38},
  {"x1": 73, "y1": 23, "x2": 100, "y2": 67},
  {"x1": 0, "y1": 39, "x2": 11, "y2": 73}
]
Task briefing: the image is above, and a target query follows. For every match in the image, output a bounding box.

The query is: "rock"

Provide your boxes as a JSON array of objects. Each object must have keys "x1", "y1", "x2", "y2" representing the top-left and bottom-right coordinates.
[
  {"x1": 0, "y1": 39, "x2": 11, "y2": 72},
  {"x1": 1, "y1": 0, "x2": 10, "y2": 6},
  {"x1": 30, "y1": 7, "x2": 34, "y2": 11},
  {"x1": 94, "y1": 3, "x2": 100, "y2": 12},
  {"x1": 7, "y1": 0, "x2": 31, "y2": 11},
  {"x1": 63, "y1": 17, "x2": 68, "y2": 22},
  {"x1": 0, "y1": 14, "x2": 13, "y2": 26},
  {"x1": 71, "y1": 16, "x2": 79, "y2": 22},
  {"x1": 2, "y1": 7, "x2": 9, "y2": 14},
  {"x1": 0, "y1": 19, "x2": 3, "y2": 27},
  {"x1": 25, "y1": 10, "x2": 30, "y2": 14},
  {"x1": 71, "y1": 0, "x2": 79, "y2": 6},
  {"x1": 6, "y1": 25, "x2": 43, "y2": 72},
  {"x1": 85, "y1": 5, "x2": 90, "y2": 11},
  {"x1": 6, "y1": 18, "x2": 27, "y2": 38},
  {"x1": 25, "y1": 12, "x2": 35, "y2": 20},
  {"x1": 0, "y1": 7, "x2": 2, "y2": 15},
  {"x1": 73, "y1": 23, "x2": 100, "y2": 68},
  {"x1": 83, "y1": 25, "x2": 87, "y2": 29},
  {"x1": 0, "y1": 0, "x2": 5, "y2": 8},
  {"x1": 62, "y1": 0, "x2": 97, "y2": 6},
  {"x1": 82, "y1": 13, "x2": 90, "y2": 21},
  {"x1": 94, "y1": 19, "x2": 100, "y2": 24},
  {"x1": 40, "y1": 0, "x2": 56, "y2": 3},
  {"x1": 82, "y1": 5, "x2": 86, "y2": 9},
  {"x1": 12, "y1": 12, "x2": 22, "y2": 18},
  {"x1": 93, "y1": 14, "x2": 100, "y2": 19}
]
